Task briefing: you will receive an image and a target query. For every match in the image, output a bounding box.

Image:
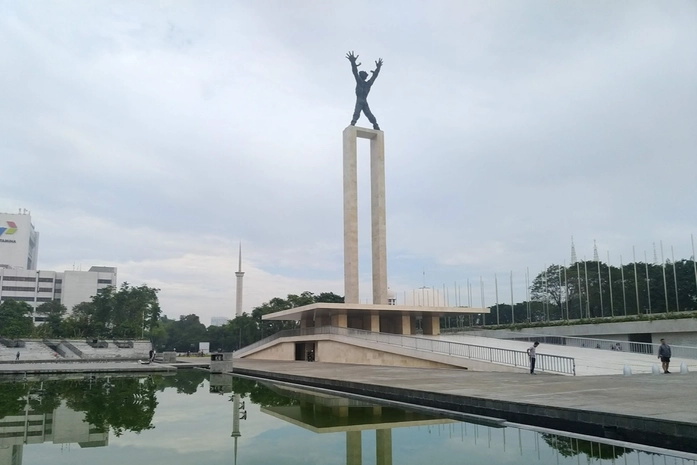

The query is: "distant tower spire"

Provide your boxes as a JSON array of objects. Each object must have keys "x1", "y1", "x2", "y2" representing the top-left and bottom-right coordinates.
[
  {"x1": 593, "y1": 240, "x2": 599, "y2": 262},
  {"x1": 570, "y1": 236, "x2": 578, "y2": 264},
  {"x1": 231, "y1": 393, "x2": 242, "y2": 465},
  {"x1": 235, "y1": 243, "x2": 245, "y2": 317}
]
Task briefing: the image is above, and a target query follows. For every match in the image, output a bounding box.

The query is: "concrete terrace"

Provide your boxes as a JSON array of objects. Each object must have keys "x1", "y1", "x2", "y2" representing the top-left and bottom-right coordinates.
[{"x1": 230, "y1": 359, "x2": 697, "y2": 453}]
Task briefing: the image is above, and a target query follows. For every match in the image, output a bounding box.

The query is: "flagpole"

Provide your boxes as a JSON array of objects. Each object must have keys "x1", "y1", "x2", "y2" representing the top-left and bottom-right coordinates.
[
  {"x1": 495, "y1": 273, "x2": 500, "y2": 325},
  {"x1": 576, "y1": 261, "x2": 583, "y2": 319},
  {"x1": 466, "y1": 278, "x2": 470, "y2": 308},
  {"x1": 692, "y1": 234, "x2": 697, "y2": 298},
  {"x1": 557, "y1": 266, "x2": 562, "y2": 321},
  {"x1": 510, "y1": 271, "x2": 515, "y2": 324},
  {"x1": 584, "y1": 260, "x2": 590, "y2": 318},
  {"x1": 633, "y1": 246, "x2": 640, "y2": 314},
  {"x1": 644, "y1": 251, "x2": 652, "y2": 314},
  {"x1": 563, "y1": 260, "x2": 569, "y2": 320},
  {"x1": 607, "y1": 251, "x2": 614, "y2": 317},
  {"x1": 661, "y1": 241, "x2": 669, "y2": 312},
  {"x1": 526, "y1": 267, "x2": 531, "y2": 322},
  {"x1": 671, "y1": 246, "x2": 679, "y2": 312},
  {"x1": 620, "y1": 255, "x2": 627, "y2": 316},
  {"x1": 597, "y1": 256, "x2": 604, "y2": 318},
  {"x1": 480, "y1": 276, "x2": 485, "y2": 326},
  {"x1": 468, "y1": 281, "x2": 473, "y2": 327},
  {"x1": 544, "y1": 265, "x2": 549, "y2": 321}
]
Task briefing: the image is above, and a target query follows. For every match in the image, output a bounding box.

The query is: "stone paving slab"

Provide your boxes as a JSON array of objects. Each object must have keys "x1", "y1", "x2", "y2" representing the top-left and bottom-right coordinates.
[{"x1": 231, "y1": 359, "x2": 697, "y2": 453}]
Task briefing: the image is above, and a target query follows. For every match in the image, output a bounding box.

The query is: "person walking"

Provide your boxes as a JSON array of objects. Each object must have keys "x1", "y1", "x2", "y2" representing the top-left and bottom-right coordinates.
[
  {"x1": 527, "y1": 342, "x2": 540, "y2": 375},
  {"x1": 15, "y1": 351, "x2": 20, "y2": 362},
  {"x1": 658, "y1": 339, "x2": 672, "y2": 374}
]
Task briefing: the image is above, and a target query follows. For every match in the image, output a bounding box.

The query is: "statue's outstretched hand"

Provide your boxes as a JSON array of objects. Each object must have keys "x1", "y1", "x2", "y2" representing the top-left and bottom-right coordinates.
[
  {"x1": 375, "y1": 58, "x2": 383, "y2": 68},
  {"x1": 346, "y1": 51, "x2": 359, "y2": 64}
]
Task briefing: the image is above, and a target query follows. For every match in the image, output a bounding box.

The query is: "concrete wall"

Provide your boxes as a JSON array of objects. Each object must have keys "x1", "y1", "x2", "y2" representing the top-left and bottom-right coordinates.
[
  {"x1": 238, "y1": 334, "x2": 529, "y2": 374},
  {"x1": 245, "y1": 342, "x2": 296, "y2": 361},
  {"x1": 316, "y1": 340, "x2": 455, "y2": 369},
  {"x1": 476, "y1": 319, "x2": 697, "y2": 346}
]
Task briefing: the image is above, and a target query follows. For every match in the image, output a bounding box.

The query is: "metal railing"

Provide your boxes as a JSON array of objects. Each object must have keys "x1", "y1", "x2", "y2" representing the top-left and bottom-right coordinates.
[
  {"x1": 492, "y1": 332, "x2": 697, "y2": 359},
  {"x1": 235, "y1": 326, "x2": 576, "y2": 375}
]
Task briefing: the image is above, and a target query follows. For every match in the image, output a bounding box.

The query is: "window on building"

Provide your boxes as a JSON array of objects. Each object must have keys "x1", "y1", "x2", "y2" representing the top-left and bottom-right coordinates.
[
  {"x1": 0, "y1": 296, "x2": 35, "y2": 302},
  {"x1": 2, "y1": 286, "x2": 37, "y2": 292},
  {"x1": 36, "y1": 297, "x2": 54, "y2": 302},
  {"x1": 97, "y1": 279, "x2": 113, "y2": 284},
  {"x1": 55, "y1": 279, "x2": 62, "y2": 283},
  {"x1": 38, "y1": 287, "x2": 53, "y2": 293},
  {"x1": 2, "y1": 276, "x2": 37, "y2": 282},
  {"x1": 38, "y1": 278, "x2": 54, "y2": 283}
]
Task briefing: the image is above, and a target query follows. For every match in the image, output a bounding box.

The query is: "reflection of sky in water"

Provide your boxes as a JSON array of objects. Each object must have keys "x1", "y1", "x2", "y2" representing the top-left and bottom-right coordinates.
[{"x1": 13, "y1": 374, "x2": 695, "y2": 465}]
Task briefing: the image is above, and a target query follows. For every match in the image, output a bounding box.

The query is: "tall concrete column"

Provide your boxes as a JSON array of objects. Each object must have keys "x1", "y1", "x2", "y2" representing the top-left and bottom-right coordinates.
[
  {"x1": 347, "y1": 431, "x2": 362, "y2": 465},
  {"x1": 370, "y1": 131, "x2": 388, "y2": 305},
  {"x1": 235, "y1": 243, "x2": 245, "y2": 317},
  {"x1": 343, "y1": 126, "x2": 388, "y2": 305},
  {"x1": 376, "y1": 429, "x2": 392, "y2": 465}
]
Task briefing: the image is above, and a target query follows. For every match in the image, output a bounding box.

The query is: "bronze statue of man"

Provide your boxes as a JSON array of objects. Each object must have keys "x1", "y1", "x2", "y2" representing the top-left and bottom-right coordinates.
[{"x1": 346, "y1": 51, "x2": 383, "y2": 130}]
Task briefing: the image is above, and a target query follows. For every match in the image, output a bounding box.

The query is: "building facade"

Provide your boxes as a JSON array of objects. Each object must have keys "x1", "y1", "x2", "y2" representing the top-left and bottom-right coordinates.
[
  {"x1": 210, "y1": 317, "x2": 229, "y2": 326},
  {"x1": 0, "y1": 399, "x2": 108, "y2": 465},
  {"x1": 0, "y1": 266, "x2": 117, "y2": 322},
  {"x1": 0, "y1": 211, "x2": 40, "y2": 271}
]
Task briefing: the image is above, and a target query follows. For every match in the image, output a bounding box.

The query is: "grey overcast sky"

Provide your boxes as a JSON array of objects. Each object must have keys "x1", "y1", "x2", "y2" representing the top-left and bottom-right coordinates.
[{"x1": 1, "y1": 1, "x2": 696, "y2": 323}]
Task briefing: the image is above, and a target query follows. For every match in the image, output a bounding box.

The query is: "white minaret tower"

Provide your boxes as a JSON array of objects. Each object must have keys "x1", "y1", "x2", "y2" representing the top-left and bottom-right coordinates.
[{"x1": 235, "y1": 243, "x2": 245, "y2": 317}]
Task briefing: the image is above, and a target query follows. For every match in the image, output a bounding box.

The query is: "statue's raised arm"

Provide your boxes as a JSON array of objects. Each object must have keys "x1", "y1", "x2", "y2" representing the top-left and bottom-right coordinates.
[
  {"x1": 346, "y1": 51, "x2": 361, "y2": 82},
  {"x1": 367, "y1": 58, "x2": 383, "y2": 85},
  {"x1": 346, "y1": 51, "x2": 382, "y2": 131}
]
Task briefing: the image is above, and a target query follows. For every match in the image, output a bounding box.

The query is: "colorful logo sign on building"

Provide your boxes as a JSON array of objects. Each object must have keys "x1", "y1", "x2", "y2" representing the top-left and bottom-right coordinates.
[{"x1": 0, "y1": 221, "x2": 17, "y2": 236}]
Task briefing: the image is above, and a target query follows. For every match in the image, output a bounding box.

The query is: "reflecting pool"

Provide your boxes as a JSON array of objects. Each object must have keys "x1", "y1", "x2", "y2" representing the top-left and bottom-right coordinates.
[{"x1": 0, "y1": 371, "x2": 694, "y2": 465}]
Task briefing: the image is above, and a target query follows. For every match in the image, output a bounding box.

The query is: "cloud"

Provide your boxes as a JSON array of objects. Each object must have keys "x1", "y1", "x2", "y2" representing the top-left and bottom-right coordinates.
[{"x1": 1, "y1": 1, "x2": 696, "y2": 320}]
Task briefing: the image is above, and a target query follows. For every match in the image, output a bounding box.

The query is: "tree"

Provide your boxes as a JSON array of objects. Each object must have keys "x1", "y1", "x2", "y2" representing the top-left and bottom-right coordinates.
[
  {"x1": 36, "y1": 300, "x2": 67, "y2": 338},
  {"x1": 63, "y1": 301, "x2": 96, "y2": 337},
  {"x1": 0, "y1": 300, "x2": 34, "y2": 341}
]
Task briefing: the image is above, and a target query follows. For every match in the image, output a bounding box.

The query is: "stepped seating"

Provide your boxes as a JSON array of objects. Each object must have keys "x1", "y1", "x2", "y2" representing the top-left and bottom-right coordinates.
[
  {"x1": 0, "y1": 341, "x2": 60, "y2": 362},
  {"x1": 67, "y1": 340, "x2": 150, "y2": 359},
  {"x1": 0, "y1": 339, "x2": 151, "y2": 362}
]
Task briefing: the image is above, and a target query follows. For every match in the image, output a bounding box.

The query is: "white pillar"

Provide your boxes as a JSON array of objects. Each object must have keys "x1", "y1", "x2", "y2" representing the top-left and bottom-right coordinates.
[
  {"x1": 235, "y1": 272, "x2": 244, "y2": 317},
  {"x1": 343, "y1": 126, "x2": 388, "y2": 305}
]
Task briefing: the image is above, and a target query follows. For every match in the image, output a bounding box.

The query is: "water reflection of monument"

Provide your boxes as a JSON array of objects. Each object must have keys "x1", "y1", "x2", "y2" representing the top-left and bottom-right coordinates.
[
  {"x1": 0, "y1": 399, "x2": 108, "y2": 465},
  {"x1": 259, "y1": 384, "x2": 455, "y2": 465}
]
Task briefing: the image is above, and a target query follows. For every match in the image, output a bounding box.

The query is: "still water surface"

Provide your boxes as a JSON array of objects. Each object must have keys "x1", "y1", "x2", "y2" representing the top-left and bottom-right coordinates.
[{"x1": 0, "y1": 371, "x2": 693, "y2": 465}]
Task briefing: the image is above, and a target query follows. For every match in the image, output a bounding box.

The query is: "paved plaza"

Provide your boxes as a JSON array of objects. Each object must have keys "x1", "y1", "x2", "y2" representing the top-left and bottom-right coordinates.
[
  {"x1": 231, "y1": 358, "x2": 697, "y2": 452},
  {"x1": 435, "y1": 334, "x2": 697, "y2": 375}
]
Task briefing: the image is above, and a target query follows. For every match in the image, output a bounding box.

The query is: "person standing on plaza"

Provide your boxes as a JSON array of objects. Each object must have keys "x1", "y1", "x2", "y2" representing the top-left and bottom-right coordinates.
[
  {"x1": 15, "y1": 351, "x2": 20, "y2": 362},
  {"x1": 658, "y1": 339, "x2": 672, "y2": 374},
  {"x1": 527, "y1": 342, "x2": 540, "y2": 375}
]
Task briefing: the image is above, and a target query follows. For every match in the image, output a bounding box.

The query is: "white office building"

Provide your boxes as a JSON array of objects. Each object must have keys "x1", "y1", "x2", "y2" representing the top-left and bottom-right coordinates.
[
  {"x1": 0, "y1": 211, "x2": 40, "y2": 270},
  {"x1": 0, "y1": 266, "x2": 117, "y2": 322},
  {"x1": 0, "y1": 399, "x2": 108, "y2": 465}
]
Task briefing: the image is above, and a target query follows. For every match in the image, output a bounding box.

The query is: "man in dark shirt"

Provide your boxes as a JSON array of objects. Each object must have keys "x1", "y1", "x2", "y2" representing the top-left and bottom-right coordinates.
[
  {"x1": 346, "y1": 51, "x2": 383, "y2": 130},
  {"x1": 658, "y1": 339, "x2": 672, "y2": 374}
]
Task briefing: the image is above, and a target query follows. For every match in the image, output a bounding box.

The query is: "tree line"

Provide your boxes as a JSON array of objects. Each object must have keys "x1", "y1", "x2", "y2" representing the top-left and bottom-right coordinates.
[
  {"x1": 460, "y1": 258, "x2": 697, "y2": 327},
  {"x1": 0, "y1": 283, "x2": 161, "y2": 341},
  {"x1": 2, "y1": 259, "x2": 695, "y2": 348},
  {"x1": 150, "y1": 291, "x2": 343, "y2": 352}
]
